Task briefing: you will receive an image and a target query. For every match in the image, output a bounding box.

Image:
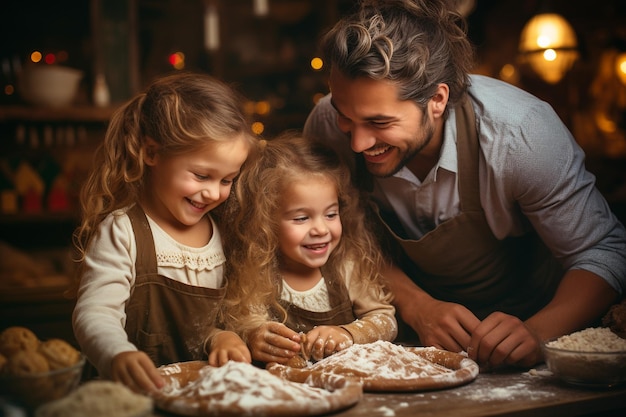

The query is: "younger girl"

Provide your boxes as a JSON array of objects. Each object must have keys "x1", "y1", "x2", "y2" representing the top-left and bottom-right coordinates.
[
  {"x1": 72, "y1": 72, "x2": 256, "y2": 393},
  {"x1": 218, "y1": 132, "x2": 397, "y2": 365}
]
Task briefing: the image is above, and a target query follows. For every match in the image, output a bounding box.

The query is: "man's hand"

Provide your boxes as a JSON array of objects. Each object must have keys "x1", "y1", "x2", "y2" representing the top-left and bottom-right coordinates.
[
  {"x1": 385, "y1": 264, "x2": 479, "y2": 354},
  {"x1": 467, "y1": 312, "x2": 542, "y2": 369},
  {"x1": 403, "y1": 296, "x2": 480, "y2": 354}
]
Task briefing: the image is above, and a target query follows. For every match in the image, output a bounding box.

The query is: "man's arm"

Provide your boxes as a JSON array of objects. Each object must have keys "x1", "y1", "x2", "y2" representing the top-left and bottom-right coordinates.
[
  {"x1": 525, "y1": 269, "x2": 618, "y2": 341},
  {"x1": 383, "y1": 263, "x2": 481, "y2": 353},
  {"x1": 467, "y1": 269, "x2": 619, "y2": 368}
]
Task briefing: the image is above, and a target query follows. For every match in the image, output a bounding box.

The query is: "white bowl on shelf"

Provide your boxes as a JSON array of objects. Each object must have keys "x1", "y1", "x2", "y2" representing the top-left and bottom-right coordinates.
[{"x1": 18, "y1": 65, "x2": 83, "y2": 108}]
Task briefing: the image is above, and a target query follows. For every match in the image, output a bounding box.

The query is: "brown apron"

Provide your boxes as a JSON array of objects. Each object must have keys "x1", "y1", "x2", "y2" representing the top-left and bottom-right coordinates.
[
  {"x1": 275, "y1": 268, "x2": 356, "y2": 333},
  {"x1": 124, "y1": 204, "x2": 226, "y2": 366},
  {"x1": 372, "y1": 98, "x2": 563, "y2": 341}
]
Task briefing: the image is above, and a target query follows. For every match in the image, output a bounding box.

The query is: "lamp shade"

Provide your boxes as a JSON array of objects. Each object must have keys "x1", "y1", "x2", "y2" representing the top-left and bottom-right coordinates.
[{"x1": 519, "y1": 13, "x2": 579, "y2": 84}]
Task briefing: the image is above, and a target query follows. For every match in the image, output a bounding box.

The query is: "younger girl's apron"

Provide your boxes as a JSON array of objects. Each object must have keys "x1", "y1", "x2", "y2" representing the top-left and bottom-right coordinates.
[
  {"x1": 124, "y1": 204, "x2": 226, "y2": 366},
  {"x1": 372, "y1": 97, "x2": 563, "y2": 340},
  {"x1": 276, "y1": 268, "x2": 356, "y2": 334}
]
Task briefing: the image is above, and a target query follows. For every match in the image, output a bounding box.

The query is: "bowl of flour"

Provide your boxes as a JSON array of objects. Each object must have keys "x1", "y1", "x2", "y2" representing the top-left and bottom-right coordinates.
[{"x1": 543, "y1": 327, "x2": 626, "y2": 388}]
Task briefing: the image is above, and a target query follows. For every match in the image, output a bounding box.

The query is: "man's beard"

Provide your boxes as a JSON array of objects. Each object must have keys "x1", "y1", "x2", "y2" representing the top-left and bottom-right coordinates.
[{"x1": 366, "y1": 118, "x2": 435, "y2": 178}]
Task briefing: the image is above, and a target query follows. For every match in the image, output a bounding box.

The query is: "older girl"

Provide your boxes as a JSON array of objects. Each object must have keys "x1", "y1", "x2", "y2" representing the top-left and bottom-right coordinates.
[{"x1": 72, "y1": 72, "x2": 257, "y2": 393}]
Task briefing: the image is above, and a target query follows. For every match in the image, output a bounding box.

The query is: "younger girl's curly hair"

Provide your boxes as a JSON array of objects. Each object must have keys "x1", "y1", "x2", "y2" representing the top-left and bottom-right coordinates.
[{"x1": 218, "y1": 131, "x2": 392, "y2": 340}]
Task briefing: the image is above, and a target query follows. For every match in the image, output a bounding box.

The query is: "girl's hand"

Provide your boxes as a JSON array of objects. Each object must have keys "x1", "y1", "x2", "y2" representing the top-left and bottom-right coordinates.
[
  {"x1": 304, "y1": 326, "x2": 353, "y2": 361},
  {"x1": 110, "y1": 351, "x2": 165, "y2": 394},
  {"x1": 247, "y1": 322, "x2": 301, "y2": 364},
  {"x1": 208, "y1": 331, "x2": 252, "y2": 366}
]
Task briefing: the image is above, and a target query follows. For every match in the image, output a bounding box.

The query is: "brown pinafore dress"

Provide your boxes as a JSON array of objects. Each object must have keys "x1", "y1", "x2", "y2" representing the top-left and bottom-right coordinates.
[
  {"x1": 371, "y1": 98, "x2": 564, "y2": 342},
  {"x1": 123, "y1": 205, "x2": 226, "y2": 366},
  {"x1": 275, "y1": 268, "x2": 357, "y2": 333}
]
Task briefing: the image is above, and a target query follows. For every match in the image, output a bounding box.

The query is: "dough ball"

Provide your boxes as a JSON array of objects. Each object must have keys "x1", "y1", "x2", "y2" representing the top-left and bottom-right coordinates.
[
  {"x1": 0, "y1": 326, "x2": 40, "y2": 357},
  {"x1": 286, "y1": 354, "x2": 307, "y2": 368}
]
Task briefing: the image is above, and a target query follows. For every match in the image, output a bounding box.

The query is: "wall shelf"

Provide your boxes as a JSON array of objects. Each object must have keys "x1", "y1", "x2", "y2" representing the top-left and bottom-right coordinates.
[{"x1": 0, "y1": 105, "x2": 117, "y2": 123}]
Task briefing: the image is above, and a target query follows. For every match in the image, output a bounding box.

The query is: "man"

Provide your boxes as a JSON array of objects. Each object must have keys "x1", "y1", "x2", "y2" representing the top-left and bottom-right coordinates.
[{"x1": 303, "y1": 0, "x2": 626, "y2": 368}]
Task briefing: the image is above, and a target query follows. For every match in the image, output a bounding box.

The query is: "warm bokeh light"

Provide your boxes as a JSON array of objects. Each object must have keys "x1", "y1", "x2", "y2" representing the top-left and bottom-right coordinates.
[
  {"x1": 312, "y1": 92, "x2": 325, "y2": 104},
  {"x1": 255, "y1": 100, "x2": 271, "y2": 115},
  {"x1": 251, "y1": 121, "x2": 265, "y2": 135},
  {"x1": 168, "y1": 52, "x2": 185, "y2": 70},
  {"x1": 4, "y1": 84, "x2": 14, "y2": 95},
  {"x1": 44, "y1": 53, "x2": 56, "y2": 64},
  {"x1": 243, "y1": 100, "x2": 255, "y2": 115},
  {"x1": 310, "y1": 57, "x2": 323, "y2": 71},
  {"x1": 498, "y1": 63, "x2": 520, "y2": 85},
  {"x1": 30, "y1": 51, "x2": 42, "y2": 63},
  {"x1": 543, "y1": 49, "x2": 557, "y2": 62},
  {"x1": 616, "y1": 52, "x2": 626, "y2": 85},
  {"x1": 56, "y1": 50, "x2": 68, "y2": 63}
]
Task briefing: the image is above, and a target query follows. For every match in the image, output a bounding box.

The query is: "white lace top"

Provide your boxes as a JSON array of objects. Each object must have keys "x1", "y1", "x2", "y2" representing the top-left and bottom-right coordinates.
[
  {"x1": 281, "y1": 278, "x2": 331, "y2": 312},
  {"x1": 147, "y1": 215, "x2": 225, "y2": 288}
]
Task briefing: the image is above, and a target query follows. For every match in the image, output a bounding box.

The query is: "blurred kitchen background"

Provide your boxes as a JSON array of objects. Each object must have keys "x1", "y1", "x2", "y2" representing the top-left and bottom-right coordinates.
[{"x1": 1, "y1": 0, "x2": 625, "y2": 343}]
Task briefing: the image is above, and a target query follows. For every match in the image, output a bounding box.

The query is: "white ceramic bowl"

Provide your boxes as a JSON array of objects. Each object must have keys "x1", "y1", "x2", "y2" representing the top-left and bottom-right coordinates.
[
  {"x1": 542, "y1": 342, "x2": 626, "y2": 388},
  {"x1": 19, "y1": 65, "x2": 83, "y2": 108}
]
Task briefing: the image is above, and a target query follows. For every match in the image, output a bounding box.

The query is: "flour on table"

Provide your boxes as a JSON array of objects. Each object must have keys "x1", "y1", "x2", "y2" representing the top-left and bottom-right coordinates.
[
  {"x1": 155, "y1": 360, "x2": 362, "y2": 417},
  {"x1": 161, "y1": 361, "x2": 334, "y2": 405},
  {"x1": 309, "y1": 340, "x2": 455, "y2": 379}
]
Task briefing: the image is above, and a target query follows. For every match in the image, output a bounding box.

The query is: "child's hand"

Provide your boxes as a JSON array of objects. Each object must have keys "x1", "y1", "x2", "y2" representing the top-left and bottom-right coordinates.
[
  {"x1": 110, "y1": 350, "x2": 165, "y2": 394},
  {"x1": 208, "y1": 331, "x2": 252, "y2": 366},
  {"x1": 248, "y1": 322, "x2": 301, "y2": 364},
  {"x1": 305, "y1": 326, "x2": 353, "y2": 361}
]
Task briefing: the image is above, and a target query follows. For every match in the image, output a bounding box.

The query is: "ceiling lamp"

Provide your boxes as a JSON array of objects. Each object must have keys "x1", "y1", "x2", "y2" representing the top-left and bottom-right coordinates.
[
  {"x1": 519, "y1": 13, "x2": 579, "y2": 84},
  {"x1": 616, "y1": 52, "x2": 626, "y2": 85}
]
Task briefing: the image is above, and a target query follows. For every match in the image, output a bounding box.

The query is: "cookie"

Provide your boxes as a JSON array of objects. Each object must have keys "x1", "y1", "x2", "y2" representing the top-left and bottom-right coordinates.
[
  {"x1": 4, "y1": 350, "x2": 50, "y2": 376},
  {"x1": 38, "y1": 339, "x2": 81, "y2": 370},
  {"x1": 0, "y1": 326, "x2": 40, "y2": 357}
]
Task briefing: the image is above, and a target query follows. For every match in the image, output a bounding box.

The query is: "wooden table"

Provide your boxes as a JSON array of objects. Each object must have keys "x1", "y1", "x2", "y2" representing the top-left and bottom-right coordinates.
[
  {"x1": 10, "y1": 364, "x2": 621, "y2": 417},
  {"x1": 328, "y1": 365, "x2": 626, "y2": 417}
]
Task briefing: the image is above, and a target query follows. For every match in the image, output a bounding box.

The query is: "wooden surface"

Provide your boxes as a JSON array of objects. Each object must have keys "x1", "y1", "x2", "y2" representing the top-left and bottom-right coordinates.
[
  {"x1": 326, "y1": 365, "x2": 626, "y2": 417},
  {"x1": 151, "y1": 365, "x2": 626, "y2": 417},
  {"x1": 5, "y1": 363, "x2": 622, "y2": 417}
]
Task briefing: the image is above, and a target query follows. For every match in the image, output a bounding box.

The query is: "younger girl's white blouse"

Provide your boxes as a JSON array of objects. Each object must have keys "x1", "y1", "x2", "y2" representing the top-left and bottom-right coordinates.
[{"x1": 281, "y1": 277, "x2": 331, "y2": 312}]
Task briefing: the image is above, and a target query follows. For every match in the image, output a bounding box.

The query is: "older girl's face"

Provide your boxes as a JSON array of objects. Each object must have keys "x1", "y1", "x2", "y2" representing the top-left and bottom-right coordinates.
[
  {"x1": 277, "y1": 176, "x2": 342, "y2": 277},
  {"x1": 143, "y1": 134, "x2": 249, "y2": 230}
]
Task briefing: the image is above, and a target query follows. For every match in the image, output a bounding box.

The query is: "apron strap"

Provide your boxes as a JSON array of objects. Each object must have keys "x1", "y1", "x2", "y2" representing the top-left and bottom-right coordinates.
[
  {"x1": 456, "y1": 95, "x2": 481, "y2": 212},
  {"x1": 127, "y1": 204, "x2": 158, "y2": 276}
]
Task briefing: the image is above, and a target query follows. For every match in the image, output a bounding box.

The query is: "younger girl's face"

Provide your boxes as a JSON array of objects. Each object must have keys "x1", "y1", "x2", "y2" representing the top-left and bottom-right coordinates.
[
  {"x1": 144, "y1": 134, "x2": 249, "y2": 229},
  {"x1": 277, "y1": 175, "x2": 342, "y2": 276}
]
